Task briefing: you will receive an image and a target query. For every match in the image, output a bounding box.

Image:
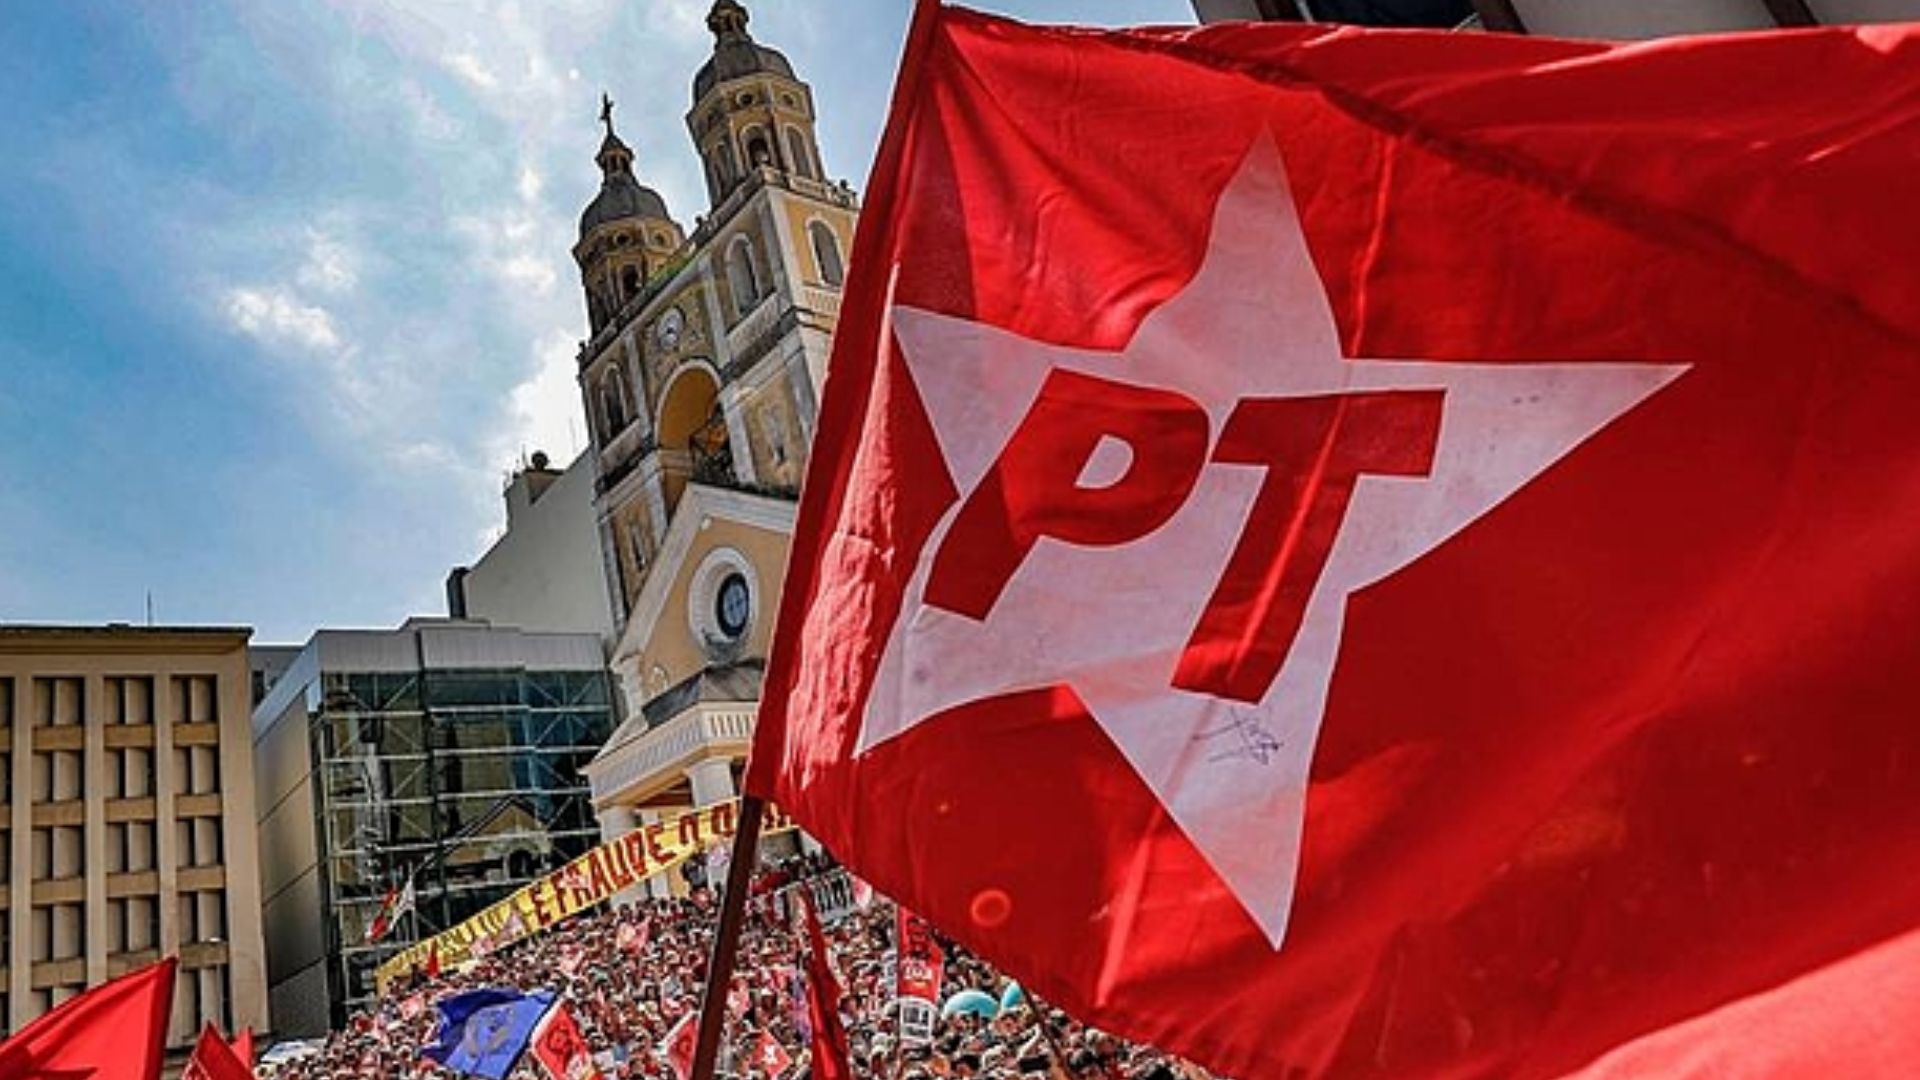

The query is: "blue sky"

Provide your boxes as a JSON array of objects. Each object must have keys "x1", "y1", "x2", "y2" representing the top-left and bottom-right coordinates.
[{"x1": 0, "y1": 0, "x2": 1193, "y2": 644}]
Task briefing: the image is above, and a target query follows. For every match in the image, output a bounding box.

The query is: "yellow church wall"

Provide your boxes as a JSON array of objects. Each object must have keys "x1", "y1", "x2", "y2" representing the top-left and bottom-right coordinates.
[
  {"x1": 629, "y1": 515, "x2": 792, "y2": 701},
  {"x1": 780, "y1": 201, "x2": 854, "y2": 288},
  {"x1": 741, "y1": 380, "x2": 805, "y2": 492}
]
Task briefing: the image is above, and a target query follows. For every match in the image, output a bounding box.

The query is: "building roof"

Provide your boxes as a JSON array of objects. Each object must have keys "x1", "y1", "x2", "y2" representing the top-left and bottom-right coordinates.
[
  {"x1": 692, "y1": 0, "x2": 796, "y2": 105},
  {"x1": 579, "y1": 174, "x2": 673, "y2": 237},
  {"x1": 0, "y1": 623, "x2": 252, "y2": 654}
]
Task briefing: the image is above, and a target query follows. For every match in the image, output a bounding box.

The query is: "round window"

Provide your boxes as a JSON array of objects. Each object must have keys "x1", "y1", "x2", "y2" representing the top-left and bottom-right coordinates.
[{"x1": 715, "y1": 572, "x2": 751, "y2": 640}]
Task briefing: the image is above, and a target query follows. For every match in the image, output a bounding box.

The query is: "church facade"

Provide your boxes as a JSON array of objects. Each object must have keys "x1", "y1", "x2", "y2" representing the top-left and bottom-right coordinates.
[{"x1": 572, "y1": 1, "x2": 855, "y2": 851}]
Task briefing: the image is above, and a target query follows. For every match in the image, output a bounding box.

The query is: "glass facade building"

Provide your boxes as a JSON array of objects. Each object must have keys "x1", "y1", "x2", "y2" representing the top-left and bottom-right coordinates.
[{"x1": 253, "y1": 621, "x2": 611, "y2": 1035}]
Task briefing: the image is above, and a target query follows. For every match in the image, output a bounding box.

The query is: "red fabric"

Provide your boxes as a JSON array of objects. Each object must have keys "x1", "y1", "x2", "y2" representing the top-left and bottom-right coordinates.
[
  {"x1": 798, "y1": 892, "x2": 854, "y2": 1080},
  {"x1": 0, "y1": 959, "x2": 175, "y2": 1080},
  {"x1": 894, "y1": 909, "x2": 944, "y2": 1005},
  {"x1": 751, "y1": 1031, "x2": 795, "y2": 1078},
  {"x1": 660, "y1": 1013, "x2": 697, "y2": 1080},
  {"x1": 184, "y1": 1023, "x2": 256, "y2": 1080},
  {"x1": 228, "y1": 1029, "x2": 255, "y2": 1068},
  {"x1": 747, "y1": 6, "x2": 1920, "y2": 1080},
  {"x1": 531, "y1": 1001, "x2": 602, "y2": 1080}
]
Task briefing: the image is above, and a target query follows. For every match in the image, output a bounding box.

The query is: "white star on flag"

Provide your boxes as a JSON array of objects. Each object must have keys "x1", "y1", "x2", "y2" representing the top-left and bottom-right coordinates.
[{"x1": 859, "y1": 135, "x2": 1688, "y2": 947}]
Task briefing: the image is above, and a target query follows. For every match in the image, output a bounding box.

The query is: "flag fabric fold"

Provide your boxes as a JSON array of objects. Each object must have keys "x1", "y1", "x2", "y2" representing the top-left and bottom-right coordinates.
[
  {"x1": 365, "y1": 873, "x2": 415, "y2": 945},
  {"x1": 529, "y1": 999, "x2": 601, "y2": 1080},
  {"x1": 745, "y1": 5, "x2": 1920, "y2": 1079},
  {"x1": 184, "y1": 1022, "x2": 257, "y2": 1080},
  {"x1": 797, "y1": 890, "x2": 853, "y2": 1080},
  {"x1": 0, "y1": 957, "x2": 175, "y2": 1080},
  {"x1": 422, "y1": 988, "x2": 552, "y2": 1080}
]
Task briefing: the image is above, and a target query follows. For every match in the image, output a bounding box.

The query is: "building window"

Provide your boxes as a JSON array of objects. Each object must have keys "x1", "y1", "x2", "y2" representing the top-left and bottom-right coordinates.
[
  {"x1": 601, "y1": 367, "x2": 632, "y2": 437},
  {"x1": 786, "y1": 128, "x2": 816, "y2": 180},
  {"x1": 743, "y1": 127, "x2": 773, "y2": 168},
  {"x1": 621, "y1": 265, "x2": 642, "y2": 299},
  {"x1": 810, "y1": 222, "x2": 845, "y2": 287},
  {"x1": 716, "y1": 573, "x2": 751, "y2": 640},
  {"x1": 727, "y1": 237, "x2": 762, "y2": 317}
]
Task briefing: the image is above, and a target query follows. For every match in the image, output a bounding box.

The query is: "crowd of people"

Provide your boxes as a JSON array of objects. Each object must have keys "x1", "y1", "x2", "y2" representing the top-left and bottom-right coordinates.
[{"x1": 258, "y1": 856, "x2": 1214, "y2": 1080}]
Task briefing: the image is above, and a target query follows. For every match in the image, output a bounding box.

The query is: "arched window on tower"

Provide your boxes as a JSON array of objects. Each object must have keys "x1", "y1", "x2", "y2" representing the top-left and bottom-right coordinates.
[
  {"x1": 621, "y1": 266, "x2": 642, "y2": 300},
  {"x1": 727, "y1": 237, "x2": 762, "y2": 317},
  {"x1": 809, "y1": 222, "x2": 845, "y2": 288},
  {"x1": 712, "y1": 141, "x2": 739, "y2": 190},
  {"x1": 601, "y1": 366, "x2": 632, "y2": 437},
  {"x1": 785, "y1": 128, "x2": 816, "y2": 180},
  {"x1": 744, "y1": 127, "x2": 774, "y2": 170}
]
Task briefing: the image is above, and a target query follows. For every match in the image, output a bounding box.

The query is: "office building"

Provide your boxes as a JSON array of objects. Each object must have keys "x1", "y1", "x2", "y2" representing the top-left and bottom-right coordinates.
[
  {"x1": 0, "y1": 626, "x2": 267, "y2": 1049},
  {"x1": 252, "y1": 619, "x2": 612, "y2": 1034},
  {"x1": 447, "y1": 451, "x2": 617, "y2": 646}
]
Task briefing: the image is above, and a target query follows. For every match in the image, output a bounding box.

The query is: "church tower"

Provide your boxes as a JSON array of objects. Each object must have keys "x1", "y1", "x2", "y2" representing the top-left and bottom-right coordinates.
[
  {"x1": 573, "y1": 99, "x2": 687, "y2": 338},
  {"x1": 689, "y1": 0, "x2": 831, "y2": 207},
  {"x1": 571, "y1": 1, "x2": 859, "y2": 839}
]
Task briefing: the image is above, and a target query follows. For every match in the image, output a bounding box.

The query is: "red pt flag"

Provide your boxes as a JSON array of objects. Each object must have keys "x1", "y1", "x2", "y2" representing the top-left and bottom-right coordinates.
[
  {"x1": 531, "y1": 1000, "x2": 601, "y2": 1080},
  {"x1": 0, "y1": 958, "x2": 175, "y2": 1080},
  {"x1": 746, "y1": 6, "x2": 1920, "y2": 1079}
]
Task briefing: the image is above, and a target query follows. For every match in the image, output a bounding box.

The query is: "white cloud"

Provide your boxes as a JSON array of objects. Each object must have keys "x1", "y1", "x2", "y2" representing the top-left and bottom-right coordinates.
[
  {"x1": 297, "y1": 229, "x2": 360, "y2": 294},
  {"x1": 517, "y1": 164, "x2": 544, "y2": 204},
  {"x1": 454, "y1": 208, "x2": 564, "y2": 296},
  {"x1": 223, "y1": 286, "x2": 344, "y2": 353},
  {"x1": 645, "y1": 0, "x2": 713, "y2": 47},
  {"x1": 442, "y1": 50, "x2": 499, "y2": 91},
  {"x1": 502, "y1": 328, "x2": 589, "y2": 464},
  {"x1": 396, "y1": 80, "x2": 461, "y2": 141}
]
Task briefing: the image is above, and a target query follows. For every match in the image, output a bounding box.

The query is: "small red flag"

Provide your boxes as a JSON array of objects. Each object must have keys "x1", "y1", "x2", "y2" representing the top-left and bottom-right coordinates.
[
  {"x1": 659, "y1": 1012, "x2": 698, "y2": 1080},
  {"x1": 746, "y1": 5, "x2": 1920, "y2": 1080},
  {"x1": 228, "y1": 1028, "x2": 255, "y2": 1068},
  {"x1": 183, "y1": 1023, "x2": 256, "y2": 1080},
  {"x1": 796, "y1": 891, "x2": 852, "y2": 1080},
  {"x1": 750, "y1": 1030, "x2": 794, "y2": 1078},
  {"x1": 0, "y1": 958, "x2": 175, "y2": 1080},
  {"x1": 530, "y1": 1000, "x2": 602, "y2": 1080}
]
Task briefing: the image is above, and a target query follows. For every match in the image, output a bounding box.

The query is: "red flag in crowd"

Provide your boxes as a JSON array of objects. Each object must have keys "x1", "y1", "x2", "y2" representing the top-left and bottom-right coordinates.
[
  {"x1": 796, "y1": 890, "x2": 853, "y2": 1080},
  {"x1": 531, "y1": 999, "x2": 602, "y2": 1080},
  {"x1": 183, "y1": 1023, "x2": 257, "y2": 1080},
  {"x1": 616, "y1": 917, "x2": 653, "y2": 956},
  {"x1": 0, "y1": 958, "x2": 175, "y2": 1080},
  {"x1": 659, "y1": 1012, "x2": 698, "y2": 1080},
  {"x1": 229, "y1": 1028, "x2": 255, "y2": 1069},
  {"x1": 364, "y1": 874, "x2": 415, "y2": 945},
  {"x1": 746, "y1": 5, "x2": 1920, "y2": 1079},
  {"x1": 423, "y1": 941, "x2": 441, "y2": 980},
  {"x1": 750, "y1": 1030, "x2": 794, "y2": 1078}
]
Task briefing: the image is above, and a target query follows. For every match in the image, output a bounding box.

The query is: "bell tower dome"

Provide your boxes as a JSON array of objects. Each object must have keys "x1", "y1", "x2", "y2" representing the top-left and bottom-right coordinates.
[
  {"x1": 686, "y1": 1, "x2": 827, "y2": 209},
  {"x1": 573, "y1": 95, "x2": 687, "y2": 335}
]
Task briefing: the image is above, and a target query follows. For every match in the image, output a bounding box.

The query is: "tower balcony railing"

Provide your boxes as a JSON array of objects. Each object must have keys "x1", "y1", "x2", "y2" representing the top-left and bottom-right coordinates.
[{"x1": 584, "y1": 703, "x2": 757, "y2": 807}]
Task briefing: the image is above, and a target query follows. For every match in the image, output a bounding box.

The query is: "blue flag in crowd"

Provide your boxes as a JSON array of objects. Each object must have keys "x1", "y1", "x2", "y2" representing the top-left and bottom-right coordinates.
[{"x1": 422, "y1": 987, "x2": 553, "y2": 1080}]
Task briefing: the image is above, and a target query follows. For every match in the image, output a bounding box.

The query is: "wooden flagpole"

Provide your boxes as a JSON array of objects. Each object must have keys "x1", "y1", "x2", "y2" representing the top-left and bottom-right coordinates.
[{"x1": 689, "y1": 793, "x2": 766, "y2": 1080}]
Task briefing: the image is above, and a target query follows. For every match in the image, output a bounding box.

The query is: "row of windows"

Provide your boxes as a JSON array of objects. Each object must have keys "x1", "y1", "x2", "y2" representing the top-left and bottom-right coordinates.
[
  {"x1": 704, "y1": 122, "x2": 823, "y2": 202},
  {"x1": 2, "y1": 817, "x2": 226, "y2": 881},
  {"x1": 318, "y1": 670, "x2": 608, "y2": 713},
  {"x1": 0, "y1": 676, "x2": 222, "y2": 729},
  {"x1": 0, "y1": 744, "x2": 223, "y2": 804}
]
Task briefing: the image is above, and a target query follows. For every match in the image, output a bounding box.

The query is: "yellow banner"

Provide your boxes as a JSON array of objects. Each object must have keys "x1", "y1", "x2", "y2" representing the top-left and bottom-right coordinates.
[{"x1": 375, "y1": 799, "x2": 795, "y2": 991}]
